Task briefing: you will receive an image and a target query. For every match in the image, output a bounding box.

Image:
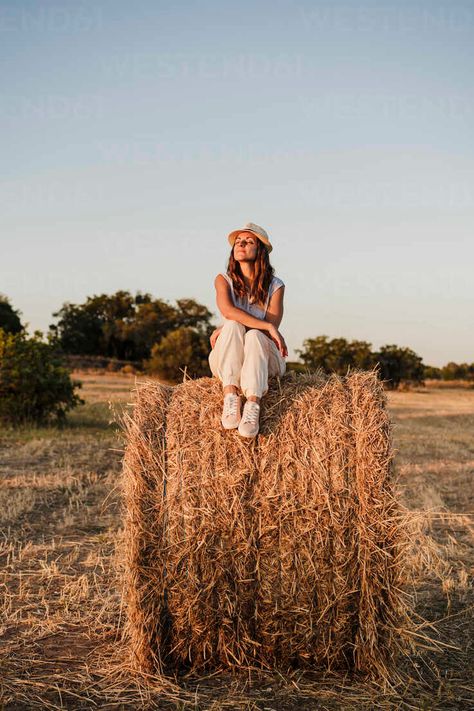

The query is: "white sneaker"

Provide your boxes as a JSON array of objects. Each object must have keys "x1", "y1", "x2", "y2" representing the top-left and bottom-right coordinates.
[
  {"x1": 238, "y1": 401, "x2": 260, "y2": 438},
  {"x1": 221, "y1": 393, "x2": 242, "y2": 429}
]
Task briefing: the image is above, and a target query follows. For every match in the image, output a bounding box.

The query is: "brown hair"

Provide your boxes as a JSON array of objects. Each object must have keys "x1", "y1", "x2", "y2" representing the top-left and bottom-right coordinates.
[{"x1": 227, "y1": 238, "x2": 275, "y2": 306}]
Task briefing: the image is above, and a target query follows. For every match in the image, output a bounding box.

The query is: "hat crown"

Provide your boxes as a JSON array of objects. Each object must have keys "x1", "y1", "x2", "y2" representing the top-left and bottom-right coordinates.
[{"x1": 242, "y1": 222, "x2": 268, "y2": 240}]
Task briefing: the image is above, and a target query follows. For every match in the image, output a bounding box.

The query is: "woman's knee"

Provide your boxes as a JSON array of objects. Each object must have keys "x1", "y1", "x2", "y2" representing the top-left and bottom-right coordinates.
[
  {"x1": 222, "y1": 318, "x2": 246, "y2": 334},
  {"x1": 244, "y1": 329, "x2": 268, "y2": 347}
]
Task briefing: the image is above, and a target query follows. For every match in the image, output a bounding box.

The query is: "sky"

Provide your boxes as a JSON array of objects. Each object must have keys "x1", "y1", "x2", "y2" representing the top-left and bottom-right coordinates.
[{"x1": 1, "y1": 0, "x2": 473, "y2": 366}]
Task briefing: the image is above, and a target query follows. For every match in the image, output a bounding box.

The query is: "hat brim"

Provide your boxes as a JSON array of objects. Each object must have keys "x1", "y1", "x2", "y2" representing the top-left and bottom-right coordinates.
[{"x1": 227, "y1": 229, "x2": 273, "y2": 253}]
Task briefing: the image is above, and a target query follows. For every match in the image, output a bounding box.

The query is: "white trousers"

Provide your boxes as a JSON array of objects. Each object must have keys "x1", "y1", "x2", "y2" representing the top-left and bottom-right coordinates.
[{"x1": 208, "y1": 318, "x2": 286, "y2": 398}]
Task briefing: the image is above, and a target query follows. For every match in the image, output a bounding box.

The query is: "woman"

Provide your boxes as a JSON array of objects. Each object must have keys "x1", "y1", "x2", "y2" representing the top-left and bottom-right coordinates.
[{"x1": 208, "y1": 222, "x2": 288, "y2": 438}]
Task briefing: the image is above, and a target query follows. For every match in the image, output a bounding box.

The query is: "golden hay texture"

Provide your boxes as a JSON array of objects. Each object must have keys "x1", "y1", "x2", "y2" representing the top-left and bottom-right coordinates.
[{"x1": 121, "y1": 369, "x2": 416, "y2": 681}]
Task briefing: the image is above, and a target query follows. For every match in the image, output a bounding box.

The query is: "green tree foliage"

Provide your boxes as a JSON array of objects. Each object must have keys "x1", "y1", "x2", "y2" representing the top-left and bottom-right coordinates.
[
  {"x1": 373, "y1": 344, "x2": 425, "y2": 389},
  {"x1": 296, "y1": 335, "x2": 375, "y2": 374},
  {"x1": 296, "y1": 335, "x2": 426, "y2": 388},
  {"x1": 424, "y1": 365, "x2": 442, "y2": 379},
  {"x1": 49, "y1": 302, "x2": 104, "y2": 356},
  {"x1": 50, "y1": 291, "x2": 214, "y2": 363},
  {"x1": 51, "y1": 291, "x2": 139, "y2": 359},
  {"x1": 175, "y1": 298, "x2": 214, "y2": 336},
  {"x1": 0, "y1": 329, "x2": 83, "y2": 425},
  {"x1": 441, "y1": 361, "x2": 474, "y2": 381},
  {"x1": 120, "y1": 298, "x2": 179, "y2": 361},
  {"x1": 0, "y1": 295, "x2": 23, "y2": 334},
  {"x1": 145, "y1": 327, "x2": 211, "y2": 382}
]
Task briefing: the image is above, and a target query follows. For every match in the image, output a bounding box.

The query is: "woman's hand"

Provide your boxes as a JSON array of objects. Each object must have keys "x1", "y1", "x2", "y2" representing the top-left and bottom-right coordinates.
[
  {"x1": 266, "y1": 323, "x2": 288, "y2": 358},
  {"x1": 210, "y1": 327, "x2": 223, "y2": 350}
]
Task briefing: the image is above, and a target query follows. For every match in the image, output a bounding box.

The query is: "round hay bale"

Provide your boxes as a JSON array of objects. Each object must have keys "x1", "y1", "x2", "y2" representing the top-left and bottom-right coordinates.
[{"x1": 121, "y1": 370, "x2": 413, "y2": 679}]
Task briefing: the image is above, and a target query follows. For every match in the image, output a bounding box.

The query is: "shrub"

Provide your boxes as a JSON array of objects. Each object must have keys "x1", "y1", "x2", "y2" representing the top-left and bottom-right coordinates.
[
  {"x1": 0, "y1": 329, "x2": 83, "y2": 425},
  {"x1": 145, "y1": 327, "x2": 211, "y2": 382},
  {"x1": 121, "y1": 364, "x2": 137, "y2": 375}
]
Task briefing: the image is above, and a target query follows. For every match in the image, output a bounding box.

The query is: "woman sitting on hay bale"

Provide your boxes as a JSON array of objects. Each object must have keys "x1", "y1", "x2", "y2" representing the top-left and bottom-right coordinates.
[{"x1": 209, "y1": 222, "x2": 288, "y2": 438}]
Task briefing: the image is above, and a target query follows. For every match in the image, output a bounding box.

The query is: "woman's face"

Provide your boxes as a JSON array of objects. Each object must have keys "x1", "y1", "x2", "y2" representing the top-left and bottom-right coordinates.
[{"x1": 233, "y1": 231, "x2": 258, "y2": 262}]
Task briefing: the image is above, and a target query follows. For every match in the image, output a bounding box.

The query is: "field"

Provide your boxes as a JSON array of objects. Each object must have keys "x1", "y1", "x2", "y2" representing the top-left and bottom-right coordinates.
[{"x1": 1, "y1": 372, "x2": 473, "y2": 710}]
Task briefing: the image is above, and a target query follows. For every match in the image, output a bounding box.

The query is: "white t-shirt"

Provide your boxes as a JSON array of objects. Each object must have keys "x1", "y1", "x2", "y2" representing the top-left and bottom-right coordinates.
[{"x1": 219, "y1": 272, "x2": 285, "y2": 320}]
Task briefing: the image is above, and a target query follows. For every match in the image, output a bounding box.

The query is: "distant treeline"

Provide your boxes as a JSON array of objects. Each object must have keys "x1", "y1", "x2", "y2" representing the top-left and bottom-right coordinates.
[{"x1": 1, "y1": 291, "x2": 472, "y2": 389}]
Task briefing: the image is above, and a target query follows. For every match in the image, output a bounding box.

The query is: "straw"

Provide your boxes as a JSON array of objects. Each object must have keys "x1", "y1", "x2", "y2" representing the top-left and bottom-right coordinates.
[{"x1": 121, "y1": 368, "x2": 417, "y2": 680}]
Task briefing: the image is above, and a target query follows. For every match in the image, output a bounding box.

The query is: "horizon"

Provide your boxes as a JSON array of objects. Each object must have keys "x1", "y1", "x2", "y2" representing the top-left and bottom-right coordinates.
[{"x1": 4, "y1": 284, "x2": 469, "y2": 369}]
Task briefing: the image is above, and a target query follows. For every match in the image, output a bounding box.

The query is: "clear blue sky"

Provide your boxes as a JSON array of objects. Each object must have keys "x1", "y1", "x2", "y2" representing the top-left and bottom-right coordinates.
[{"x1": 1, "y1": 0, "x2": 473, "y2": 366}]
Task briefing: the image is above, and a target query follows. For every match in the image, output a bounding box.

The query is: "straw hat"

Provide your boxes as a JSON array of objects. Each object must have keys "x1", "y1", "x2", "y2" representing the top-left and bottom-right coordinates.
[{"x1": 227, "y1": 222, "x2": 273, "y2": 253}]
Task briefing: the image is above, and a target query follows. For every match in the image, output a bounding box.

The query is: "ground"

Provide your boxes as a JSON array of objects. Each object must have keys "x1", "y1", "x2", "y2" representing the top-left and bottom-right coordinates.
[{"x1": 0, "y1": 372, "x2": 472, "y2": 710}]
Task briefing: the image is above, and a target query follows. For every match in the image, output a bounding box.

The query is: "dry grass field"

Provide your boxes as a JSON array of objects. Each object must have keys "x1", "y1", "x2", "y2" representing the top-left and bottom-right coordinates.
[{"x1": 0, "y1": 372, "x2": 473, "y2": 710}]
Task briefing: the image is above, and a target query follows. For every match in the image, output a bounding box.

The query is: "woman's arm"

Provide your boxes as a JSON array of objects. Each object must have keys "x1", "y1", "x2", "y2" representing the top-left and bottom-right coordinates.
[
  {"x1": 265, "y1": 285, "x2": 284, "y2": 330},
  {"x1": 214, "y1": 275, "x2": 288, "y2": 356},
  {"x1": 214, "y1": 274, "x2": 273, "y2": 331},
  {"x1": 264, "y1": 285, "x2": 287, "y2": 356}
]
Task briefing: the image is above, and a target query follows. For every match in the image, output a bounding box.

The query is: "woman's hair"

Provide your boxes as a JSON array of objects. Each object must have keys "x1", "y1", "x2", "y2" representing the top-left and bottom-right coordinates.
[{"x1": 227, "y1": 238, "x2": 275, "y2": 305}]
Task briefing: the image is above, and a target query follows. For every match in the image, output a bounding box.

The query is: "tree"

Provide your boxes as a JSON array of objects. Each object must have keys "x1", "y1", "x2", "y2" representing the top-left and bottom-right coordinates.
[
  {"x1": 0, "y1": 295, "x2": 23, "y2": 334},
  {"x1": 0, "y1": 329, "x2": 83, "y2": 425},
  {"x1": 50, "y1": 291, "x2": 215, "y2": 363},
  {"x1": 122, "y1": 298, "x2": 183, "y2": 361},
  {"x1": 373, "y1": 345, "x2": 425, "y2": 389},
  {"x1": 50, "y1": 301, "x2": 103, "y2": 356},
  {"x1": 175, "y1": 298, "x2": 214, "y2": 337},
  {"x1": 145, "y1": 327, "x2": 211, "y2": 382},
  {"x1": 296, "y1": 334, "x2": 426, "y2": 389},
  {"x1": 92, "y1": 291, "x2": 137, "y2": 359},
  {"x1": 424, "y1": 365, "x2": 442, "y2": 380},
  {"x1": 296, "y1": 335, "x2": 375, "y2": 375},
  {"x1": 51, "y1": 291, "x2": 137, "y2": 358},
  {"x1": 441, "y1": 361, "x2": 471, "y2": 381}
]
